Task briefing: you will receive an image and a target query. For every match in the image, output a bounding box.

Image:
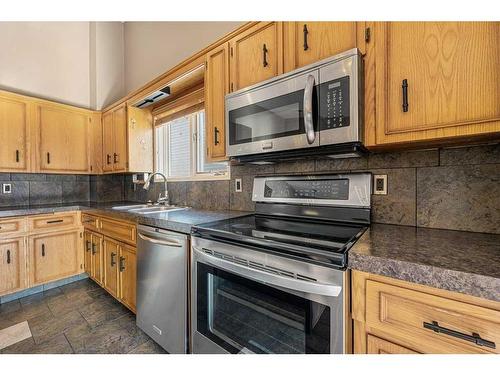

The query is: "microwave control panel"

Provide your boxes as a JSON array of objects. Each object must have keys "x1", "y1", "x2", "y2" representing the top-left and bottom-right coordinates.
[{"x1": 319, "y1": 75, "x2": 350, "y2": 130}]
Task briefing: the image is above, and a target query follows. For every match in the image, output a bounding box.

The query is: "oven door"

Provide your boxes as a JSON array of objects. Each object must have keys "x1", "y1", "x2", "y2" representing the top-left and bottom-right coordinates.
[
  {"x1": 191, "y1": 240, "x2": 346, "y2": 354},
  {"x1": 226, "y1": 69, "x2": 319, "y2": 157}
]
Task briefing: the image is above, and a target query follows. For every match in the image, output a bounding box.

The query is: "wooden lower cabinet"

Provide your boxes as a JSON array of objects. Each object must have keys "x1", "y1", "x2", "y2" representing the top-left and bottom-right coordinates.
[
  {"x1": 367, "y1": 335, "x2": 419, "y2": 354},
  {"x1": 28, "y1": 229, "x2": 83, "y2": 286},
  {"x1": 84, "y1": 231, "x2": 92, "y2": 275},
  {"x1": 118, "y1": 244, "x2": 137, "y2": 312},
  {"x1": 102, "y1": 235, "x2": 136, "y2": 313},
  {"x1": 352, "y1": 270, "x2": 500, "y2": 354},
  {"x1": 0, "y1": 237, "x2": 27, "y2": 296},
  {"x1": 91, "y1": 233, "x2": 103, "y2": 285},
  {"x1": 103, "y1": 237, "x2": 120, "y2": 297}
]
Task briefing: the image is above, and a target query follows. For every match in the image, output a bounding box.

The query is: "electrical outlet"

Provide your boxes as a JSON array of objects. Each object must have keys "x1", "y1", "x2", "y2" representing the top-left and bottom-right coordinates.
[
  {"x1": 2, "y1": 183, "x2": 12, "y2": 194},
  {"x1": 373, "y1": 175, "x2": 387, "y2": 195},
  {"x1": 235, "y1": 178, "x2": 242, "y2": 192}
]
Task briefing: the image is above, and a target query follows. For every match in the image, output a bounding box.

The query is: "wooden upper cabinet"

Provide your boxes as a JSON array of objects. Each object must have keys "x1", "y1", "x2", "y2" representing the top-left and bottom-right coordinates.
[
  {"x1": 284, "y1": 22, "x2": 360, "y2": 71},
  {"x1": 89, "y1": 112, "x2": 102, "y2": 174},
  {"x1": 230, "y1": 22, "x2": 283, "y2": 91},
  {"x1": 368, "y1": 22, "x2": 500, "y2": 147},
  {"x1": 205, "y1": 43, "x2": 229, "y2": 161},
  {"x1": 102, "y1": 110, "x2": 114, "y2": 172},
  {"x1": 0, "y1": 93, "x2": 30, "y2": 172},
  {"x1": 102, "y1": 103, "x2": 153, "y2": 174},
  {"x1": 0, "y1": 237, "x2": 27, "y2": 296},
  {"x1": 112, "y1": 104, "x2": 128, "y2": 172},
  {"x1": 37, "y1": 104, "x2": 90, "y2": 173}
]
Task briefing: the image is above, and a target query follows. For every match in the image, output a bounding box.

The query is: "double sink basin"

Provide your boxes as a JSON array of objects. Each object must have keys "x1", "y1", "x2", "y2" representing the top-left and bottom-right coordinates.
[{"x1": 111, "y1": 204, "x2": 187, "y2": 215}]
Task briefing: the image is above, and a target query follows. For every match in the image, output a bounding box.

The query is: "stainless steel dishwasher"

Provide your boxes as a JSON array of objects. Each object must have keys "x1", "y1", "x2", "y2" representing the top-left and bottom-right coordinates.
[{"x1": 136, "y1": 224, "x2": 188, "y2": 354}]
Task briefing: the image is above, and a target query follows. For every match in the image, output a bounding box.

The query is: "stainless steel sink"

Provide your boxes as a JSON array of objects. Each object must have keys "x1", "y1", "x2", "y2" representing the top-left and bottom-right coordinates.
[
  {"x1": 112, "y1": 204, "x2": 152, "y2": 210},
  {"x1": 130, "y1": 206, "x2": 186, "y2": 214}
]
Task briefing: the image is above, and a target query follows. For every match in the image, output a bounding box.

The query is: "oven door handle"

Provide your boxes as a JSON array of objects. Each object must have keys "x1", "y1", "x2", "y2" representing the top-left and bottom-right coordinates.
[
  {"x1": 303, "y1": 74, "x2": 316, "y2": 145},
  {"x1": 194, "y1": 248, "x2": 342, "y2": 297}
]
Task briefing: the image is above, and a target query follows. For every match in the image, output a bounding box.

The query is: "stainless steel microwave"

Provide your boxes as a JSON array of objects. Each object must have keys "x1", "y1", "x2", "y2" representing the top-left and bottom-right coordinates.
[{"x1": 225, "y1": 48, "x2": 364, "y2": 162}]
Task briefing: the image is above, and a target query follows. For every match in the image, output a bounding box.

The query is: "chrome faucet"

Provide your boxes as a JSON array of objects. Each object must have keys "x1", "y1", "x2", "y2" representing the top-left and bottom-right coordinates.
[{"x1": 143, "y1": 172, "x2": 169, "y2": 206}]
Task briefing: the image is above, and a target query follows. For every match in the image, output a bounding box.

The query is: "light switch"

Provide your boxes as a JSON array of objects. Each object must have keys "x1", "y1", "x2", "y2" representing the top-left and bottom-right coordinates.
[
  {"x1": 235, "y1": 178, "x2": 242, "y2": 192},
  {"x1": 2, "y1": 183, "x2": 12, "y2": 194}
]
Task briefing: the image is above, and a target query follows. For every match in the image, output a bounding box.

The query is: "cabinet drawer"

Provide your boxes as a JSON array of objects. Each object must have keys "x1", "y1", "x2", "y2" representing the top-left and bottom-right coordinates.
[
  {"x1": 99, "y1": 217, "x2": 136, "y2": 245},
  {"x1": 366, "y1": 280, "x2": 500, "y2": 353},
  {"x1": 367, "y1": 335, "x2": 419, "y2": 354},
  {"x1": 0, "y1": 217, "x2": 26, "y2": 237},
  {"x1": 82, "y1": 213, "x2": 99, "y2": 231},
  {"x1": 29, "y1": 212, "x2": 80, "y2": 232}
]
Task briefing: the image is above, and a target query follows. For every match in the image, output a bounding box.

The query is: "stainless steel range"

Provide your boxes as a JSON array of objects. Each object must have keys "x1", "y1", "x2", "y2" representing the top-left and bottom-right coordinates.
[{"x1": 190, "y1": 173, "x2": 371, "y2": 354}]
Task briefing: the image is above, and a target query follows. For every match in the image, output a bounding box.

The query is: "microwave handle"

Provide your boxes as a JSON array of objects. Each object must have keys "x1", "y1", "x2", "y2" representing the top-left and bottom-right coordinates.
[
  {"x1": 194, "y1": 247, "x2": 342, "y2": 297},
  {"x1": 303, "y1": 74, "x2": 316, "y2": 144}
]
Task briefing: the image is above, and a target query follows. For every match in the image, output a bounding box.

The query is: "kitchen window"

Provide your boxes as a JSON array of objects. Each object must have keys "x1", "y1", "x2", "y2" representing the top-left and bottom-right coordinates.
[{"x1": 155, "y1": 109, "x2": 229, "y2": 181}]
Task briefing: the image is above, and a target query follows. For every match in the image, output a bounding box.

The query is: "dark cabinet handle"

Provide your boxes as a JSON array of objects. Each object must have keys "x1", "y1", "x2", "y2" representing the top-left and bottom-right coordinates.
[
  {"x1": 303, "y1": 24, "x2": 309, "y2": 51},
  {"x1": 85, "y1": 240, "x2": 91, "y2": 252},
  {"x1": 113, "y1": 153, "x2": 118, "y2": 164},
  {"x1": 47, "y1": 152, "x2": 51, "y2": 164},
  {"x1": 47, "y1": 219, "x2": 63, "y2": 224},
  {"x1": 6, "y1": 249, "x2": 11, "y2": 264},
  {"x1": 262, "y1": 44, "x2": 269, "y2": 67},
  {"x1": 16, "y1": 150, "x2": 20, "y2": 163},
  {"x1": 423, "y1": 321, "x2": 496, "y2": 349},
  {"x1": 402, "y1": 79, "x2": 409, "y2": 112},
  {"x1": 111, "y1": 252, "x2": 116, "y2": 267},
  {"x1": 41, "y1": 244, "x2": 45, "y2": 257},
  {"x1": 119, "y1": 256, "x2": 126, "y2": 272},
  {"x1": 214, "y1": 127, "x2": 220, "y2": 145},
  {"x1": 107, "y1": 154, "x2": 111, "y2": 165},
  {"x1": 92, "y1": 242, "x2": 96, "y2": 255}
]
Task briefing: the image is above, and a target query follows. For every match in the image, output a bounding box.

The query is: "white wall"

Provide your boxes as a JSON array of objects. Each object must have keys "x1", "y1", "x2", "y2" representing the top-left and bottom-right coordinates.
[
  {"x1": 0, "y1": 22, "x2": 91, "y2": 108},
  {"x1": 124, "y1": 22, "x2": 243, "y2": 93},
  {"x1": 90, "y1": 22, "x2": 125, "y2": 109}
]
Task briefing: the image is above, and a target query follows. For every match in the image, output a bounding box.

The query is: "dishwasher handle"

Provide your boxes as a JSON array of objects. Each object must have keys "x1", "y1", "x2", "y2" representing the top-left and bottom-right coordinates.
[
  {"x1": 138, "y1": 232, "x2": 183, "y2": 247},
  {"x1": 194, "y1": 247, "x2": 342, "y2": 297}
]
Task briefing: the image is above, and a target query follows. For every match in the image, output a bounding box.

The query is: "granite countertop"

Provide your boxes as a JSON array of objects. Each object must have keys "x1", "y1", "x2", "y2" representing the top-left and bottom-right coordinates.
[
  {"x1": 348, "y1": 223, "x2": 500, "y2": 302},
  {"x1": 0, "y1": 201, "x2": 251, "y2": 234}
]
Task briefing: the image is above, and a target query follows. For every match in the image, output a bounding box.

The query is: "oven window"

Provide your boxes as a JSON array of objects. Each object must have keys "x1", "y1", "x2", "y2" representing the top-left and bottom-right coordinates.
[
  {"x1": 228, "y1": 89, "x2": 316, "y2": 146},
  {"x1": 197, "y1": 263, "x2": 331, "y2": 354}
]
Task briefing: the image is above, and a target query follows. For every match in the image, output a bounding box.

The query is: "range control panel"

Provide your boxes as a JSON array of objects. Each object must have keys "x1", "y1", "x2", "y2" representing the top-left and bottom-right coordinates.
[
  {"x1": 263, "y1": 179, "x2": 349, "y2": 200},
  {"x1": 320, "y1": 75, "x2": 350, "y2": 130}
]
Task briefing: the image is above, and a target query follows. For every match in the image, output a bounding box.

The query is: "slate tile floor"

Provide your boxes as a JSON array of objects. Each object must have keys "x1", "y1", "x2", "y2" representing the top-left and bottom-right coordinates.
[{"x1": 0, "y1": 279, "x2": 166, "y2": 354}]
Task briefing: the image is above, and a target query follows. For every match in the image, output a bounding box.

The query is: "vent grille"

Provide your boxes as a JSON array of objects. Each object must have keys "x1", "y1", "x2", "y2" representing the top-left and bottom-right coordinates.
[{"x1": 201, "y1": 248, "x2": 317, "y2": 282}]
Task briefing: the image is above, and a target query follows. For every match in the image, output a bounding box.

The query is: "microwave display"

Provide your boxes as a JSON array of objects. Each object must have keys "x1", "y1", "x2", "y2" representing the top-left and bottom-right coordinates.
[{"x1": 320, "y1": 76, "x2": 350, "y2": 130}]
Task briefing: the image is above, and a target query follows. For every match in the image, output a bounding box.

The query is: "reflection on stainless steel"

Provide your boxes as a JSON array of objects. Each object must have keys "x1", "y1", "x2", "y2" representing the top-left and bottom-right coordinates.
[{"x1": 137, "y1": 225, "x2": 188, "y2": 353}]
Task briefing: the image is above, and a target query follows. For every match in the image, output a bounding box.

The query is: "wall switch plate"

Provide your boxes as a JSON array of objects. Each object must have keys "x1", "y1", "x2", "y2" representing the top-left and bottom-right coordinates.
[
  {"x1": 2, "y1": 183, "x2": 12, "y2": 194},
  {"x1": 235, "y1": 178, "x2": 242, "y2": 192},
  {"x1": 373, "y1": 175, "x2": 387, "y2": 195}
]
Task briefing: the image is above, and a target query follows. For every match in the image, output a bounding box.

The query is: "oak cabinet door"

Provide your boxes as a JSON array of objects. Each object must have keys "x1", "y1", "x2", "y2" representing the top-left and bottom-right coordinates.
[
  {"x1": 91, "y1": 233, "x2": 103, "y2": 285},
  {"x1": 112, "y1": 104, "x2": 128, "y2": 172},
  {"x1": 89, "y1": 112, "x2": 102, "y2": 174},
  {"x1": 205, "y1": 43, "x2": 229, "y2": 161},
  {"x1": 230, "y1": 22, "x2": 283, "y2": 91},
  {"x1": 0, "y1": 95, "x2": 30, "y2": 172},
  {"x1": 103, "y1": 237, "x2": 119, "y2": 297},
  {"x1": 367, "y1": 335, "x2": 419, "y2": 354},
  {"x1": 0, "y1": 237, "x2": 27, "y2": 296},
  {"x1": 29, "y1": 230, "x2": 80, "y2": 286},
  {"x1": 102, "y1": 111, "x2": 114, "y2": 172},
  {"x1": 84, "y1": 231, "x2": 92, "y2": 275},
  {"x1": 371, "y1": 22, "x2": 500, "y2": 146},
  {"x1": 285, "y1": 22, "x2": 358, "y2": 71},
  {"x1": 37, "y1": 105, "x2": 90, "y2": 173},
  {"x1": 119, "y1": 245, "x2": 136, "y2": 312}
]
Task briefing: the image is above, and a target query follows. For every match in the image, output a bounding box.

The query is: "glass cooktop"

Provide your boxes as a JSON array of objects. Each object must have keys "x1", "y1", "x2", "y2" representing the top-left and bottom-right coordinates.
[{"x1": 191, "y1": 214, "x2": 367, "y2": 268}]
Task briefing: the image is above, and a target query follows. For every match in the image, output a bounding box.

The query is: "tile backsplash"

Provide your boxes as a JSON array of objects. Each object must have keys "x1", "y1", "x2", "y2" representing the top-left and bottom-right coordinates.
[{"x1": 1, "y1": 143, "x2": 498, "y2": 234}]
